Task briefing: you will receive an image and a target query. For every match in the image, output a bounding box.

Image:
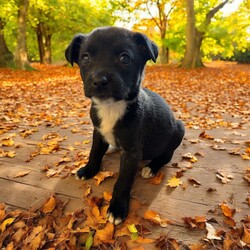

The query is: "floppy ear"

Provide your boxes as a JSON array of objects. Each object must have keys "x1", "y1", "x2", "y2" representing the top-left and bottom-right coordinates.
[
  {"x1": 65, "y1": 34, "x2": 86, "y2": 65},
  {"x1": 133, "y1": 32, "x2": 158, "y2": 63}
]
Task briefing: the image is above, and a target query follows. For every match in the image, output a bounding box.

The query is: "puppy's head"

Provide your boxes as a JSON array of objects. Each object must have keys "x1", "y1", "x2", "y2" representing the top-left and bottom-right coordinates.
[{"x1": 65, "y1": 27, "x2": 158, "y2": 101}]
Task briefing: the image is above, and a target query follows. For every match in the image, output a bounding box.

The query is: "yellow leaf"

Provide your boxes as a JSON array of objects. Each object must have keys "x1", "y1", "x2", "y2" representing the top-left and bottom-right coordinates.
[
  {"x1": 0, "y1": 218, "x2": 15, "y2": 232},
  {"x1": 127, "y1": 224, "x2": 138, "y2": 234},
  {"x1": 166, "y1": 176, "x2": 182, "y2": 188},
  {"x1": 42, "y1": 195, "x2": 56, "y2": 213},
  {"x1": 1, "y1": 138, "x2": 14, "y2": 147},
  {"x1": 6, "y1": 151, "x2": 16, "y2": 158}
]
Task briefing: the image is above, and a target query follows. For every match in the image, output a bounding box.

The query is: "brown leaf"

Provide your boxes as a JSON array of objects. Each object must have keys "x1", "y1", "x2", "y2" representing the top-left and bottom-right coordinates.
[
  {"x1": 188, "y1": 178, "x2": 201, "y2": 186},
  {"x1": 199, "y1": 131, "x2": 214, "y2": 140}
]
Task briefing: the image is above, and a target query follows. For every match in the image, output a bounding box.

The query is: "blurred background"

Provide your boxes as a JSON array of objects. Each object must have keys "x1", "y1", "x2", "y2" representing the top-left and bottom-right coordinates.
[{"x1": 0, "y1": 0, "x2": 249, "y2": 69}]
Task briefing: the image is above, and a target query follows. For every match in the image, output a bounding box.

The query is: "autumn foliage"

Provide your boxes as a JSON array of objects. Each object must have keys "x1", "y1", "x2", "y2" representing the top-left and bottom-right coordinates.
[{"x1": 0, "y1": 62, "x2": 250, "y2": 249}]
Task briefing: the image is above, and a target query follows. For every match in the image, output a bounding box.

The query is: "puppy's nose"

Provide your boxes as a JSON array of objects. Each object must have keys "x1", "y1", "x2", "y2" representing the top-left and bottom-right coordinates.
[{"x1": 93, "y1": 75, "x2": 108, "y2": 87}]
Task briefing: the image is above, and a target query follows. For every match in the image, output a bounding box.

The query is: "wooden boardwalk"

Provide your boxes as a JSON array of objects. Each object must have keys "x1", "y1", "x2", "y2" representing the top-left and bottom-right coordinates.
[{"x1": 1, "y1": 115, "x2": 249, "y2": 246}]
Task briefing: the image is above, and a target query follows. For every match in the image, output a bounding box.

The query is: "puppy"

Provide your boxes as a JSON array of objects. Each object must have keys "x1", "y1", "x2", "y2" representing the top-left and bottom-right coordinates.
[{"x1": 65, "y1": 27, "x2": 185, "y2": 225}]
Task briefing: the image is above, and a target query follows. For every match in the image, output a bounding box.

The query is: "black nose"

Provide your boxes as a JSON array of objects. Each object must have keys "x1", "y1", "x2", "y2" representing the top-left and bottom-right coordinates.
[{"x1": 93, "y1": 75, "x2": 108, "y2": 87}]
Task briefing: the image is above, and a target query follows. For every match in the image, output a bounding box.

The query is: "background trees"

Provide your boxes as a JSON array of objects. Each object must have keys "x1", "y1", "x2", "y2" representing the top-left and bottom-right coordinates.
[{"x1": 0, "y1": 0, "x2": 249, "y2": 69}]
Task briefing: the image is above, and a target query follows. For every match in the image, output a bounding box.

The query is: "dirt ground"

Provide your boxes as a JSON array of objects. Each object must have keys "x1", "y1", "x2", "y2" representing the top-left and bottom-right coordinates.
[{"x1": 0, "y1": 62, "x2": 249, "y2": 249}]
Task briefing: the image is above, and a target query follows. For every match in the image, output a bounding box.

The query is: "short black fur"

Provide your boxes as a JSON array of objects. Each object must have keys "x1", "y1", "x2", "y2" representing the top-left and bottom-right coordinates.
[{"x1": 65, "y1": 26, "x2": 185, "y2": 224}]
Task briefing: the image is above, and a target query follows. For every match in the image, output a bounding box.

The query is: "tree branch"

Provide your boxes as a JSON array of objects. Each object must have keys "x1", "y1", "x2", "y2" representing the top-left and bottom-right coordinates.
[{"x1": 205, "y1": 0, "x2": 230, "y2": 26}]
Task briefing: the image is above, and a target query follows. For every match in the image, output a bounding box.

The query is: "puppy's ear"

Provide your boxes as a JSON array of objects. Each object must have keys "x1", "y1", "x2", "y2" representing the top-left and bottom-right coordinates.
[
  {"x1": 65, "y1": 34, "x2": 86, "y2": 65},
  {"x1": 134, "y1": 33, "x2": 158, "y2": 63}
]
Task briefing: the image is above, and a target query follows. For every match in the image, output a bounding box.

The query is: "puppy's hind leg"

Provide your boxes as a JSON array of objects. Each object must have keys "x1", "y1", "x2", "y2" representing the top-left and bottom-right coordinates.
[{"x1": 141, "y1": 120, "x2": 185, "y2": 179}]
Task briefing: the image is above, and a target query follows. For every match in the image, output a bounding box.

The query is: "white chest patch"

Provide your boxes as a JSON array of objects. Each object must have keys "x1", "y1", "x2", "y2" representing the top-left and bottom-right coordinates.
[{"x1": 92, "y1": 98, "x2": 127, "y2": 146}]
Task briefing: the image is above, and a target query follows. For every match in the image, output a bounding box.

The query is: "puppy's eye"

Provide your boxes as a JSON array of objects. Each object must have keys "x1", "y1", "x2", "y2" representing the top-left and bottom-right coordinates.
[
  {"x1": 82, "y1": 53, "x2": 91, "y2": 64},
  {"x1": 119, "y1": 53, "x2": 131, "y2": 65}
]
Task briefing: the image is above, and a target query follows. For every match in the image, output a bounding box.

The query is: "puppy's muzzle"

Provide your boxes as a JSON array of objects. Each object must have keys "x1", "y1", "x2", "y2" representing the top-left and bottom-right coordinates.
[{"x1": 93, "y1": 75, "x2": 108, "y2": 88}]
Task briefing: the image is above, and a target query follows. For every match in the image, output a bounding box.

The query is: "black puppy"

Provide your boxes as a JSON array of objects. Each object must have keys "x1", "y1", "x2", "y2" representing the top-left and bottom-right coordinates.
[{"x1": 65, "y1": 27, "x2": 185, "y2": 225}]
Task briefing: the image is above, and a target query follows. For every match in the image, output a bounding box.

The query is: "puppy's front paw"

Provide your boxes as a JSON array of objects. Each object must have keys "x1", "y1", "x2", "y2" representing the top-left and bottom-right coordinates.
[
  {"x1": 107, "y1": 196, "x2": 129, "y2": 225},
  {"x1": 76, "y1": 165, "x2": 99, "y2": 180},
  {"x1": 141, "y1": 166, "x2": 154, "y2": 179}
]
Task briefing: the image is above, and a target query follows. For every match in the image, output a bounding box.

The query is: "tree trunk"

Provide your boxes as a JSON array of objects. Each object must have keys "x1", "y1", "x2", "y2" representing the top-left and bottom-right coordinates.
[
  {"x1": 182, "y1": 0, "x2": 229, "y2": 68},
  {"x1": 181, "y1": 0, "x2": 198, "y2": 68},
  {"x1": 0, "y1": 19, "x2": 14, "y2": 68},
  {"x1": 36, "y1": 22, "x2": 52, "y2": 64},
  {"x1": 37, "y1": 22, "x2": 45, "y2": 63},
  {"x1": 44, "y1": 32, "x2": 52, "y2": 64},
  {"x1": 15, "y1": 0, "x2": 31, "y2": 69}
]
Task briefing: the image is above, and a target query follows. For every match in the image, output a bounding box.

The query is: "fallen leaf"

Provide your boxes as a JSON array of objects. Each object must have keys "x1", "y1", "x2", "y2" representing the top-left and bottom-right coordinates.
[
  {"x1": 216, "y1": 171, "x2": 234, "y2": 184},
  {"x1": 199, "y1": 131, "x2": 214, "y2": 140},
  {"x1": 1, "y1": 138, "x2": 14, "y2": 146},
  {"x1": 155, "y1": 235, "x2": 180, "y2": 250},
  {"x1": 13, "y1": 170, "x2": 31, "y2": 178},
  {"x1": 242, "y1": 224, "x2": 250, "y2": 244},
  {"x1": 205, "y1": 222, "x2": 221, "y2": 240},
  {"x1": 85, "y1": 231, "x2": 94, "y2": 250},
  {"x1": 93, "y1": 171, "x2": 115, "y2": 186},
  {"x1": 188, "y1": 178, "x2": 201, "y2": 186},
  {"x1": 182, "y1": 216, "x2": 206, "y2": 229},
  {"x1": 0, "y1": 217, "x2": 15, "y2": 233},
  {"x1": 182, "y1": 153, "x2": 198, "y2": 163},
  {"x1": 103, "y1": 191, "x2": 112, "y2": 201},
  {"x1": 135, "y1": 236, "x2": 155, "y2": 244},
  {"x1": 149, "y1": 172, "x2": 165, "y2": 185},
  {"x1": 144, "y1": 210, "x2": 173, "y2": 227},
  {"x1": 94, "y1": 222, "x2": 114, "y2": 245},
  {"x1": 127, "y1": 224, "x2": 138, "y2": 240},
  {"x1": 41, "y1": 195, "x2": 56, "y2": 213},
  {"x1": 166, "y1": 176, "x2": 182, "y2": 188},
  {"x1": 220, "y1": 202, "x2": 236, "y2": 218},
  {"x1": 84, "y1": 185, "x2": 92, "y2": 198}
]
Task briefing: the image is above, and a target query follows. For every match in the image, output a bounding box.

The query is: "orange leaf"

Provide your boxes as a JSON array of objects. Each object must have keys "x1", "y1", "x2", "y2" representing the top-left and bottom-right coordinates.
[
  {"x1": 94, "y1": 223, "x2": 114, "y2": 246},
  {"x1": 42, "y1": 195, "x2": 56, "y2": 213},
  {"x1": 94, "y1": 171, "x2": 115, "y2": 186},
  {"x1": 135, "y1": 236, "x2": 155, "y2": 244},
  {"x1": 144, "y1": 210, "x2": 173, "y2": 227},
  {"x1": 149, "y1": 172, "x2": 165, "y2": 185},
  {"x1": 220, "y1": 202, "x2": 235, "y2": 218},
  {"x1": 103, "y1": 191, "x2": 112, "y2": 201}
]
